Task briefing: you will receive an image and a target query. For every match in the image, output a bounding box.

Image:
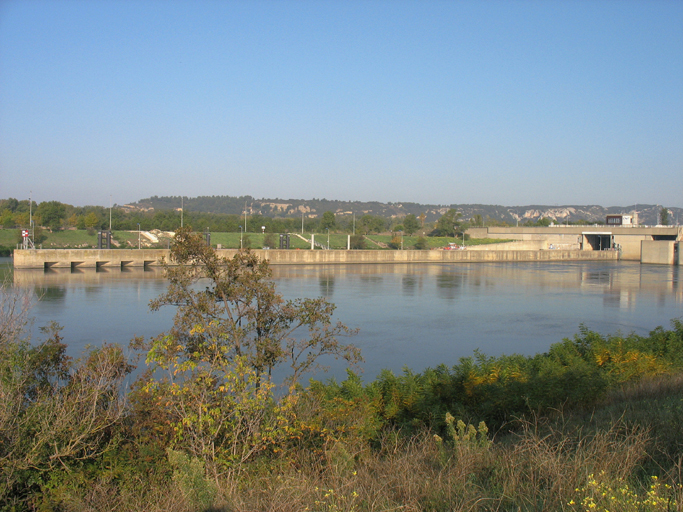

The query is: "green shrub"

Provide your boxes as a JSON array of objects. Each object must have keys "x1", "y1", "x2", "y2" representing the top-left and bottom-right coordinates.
[{"x1": 166, "y1": 449, "x2": 217, "y2": 509}]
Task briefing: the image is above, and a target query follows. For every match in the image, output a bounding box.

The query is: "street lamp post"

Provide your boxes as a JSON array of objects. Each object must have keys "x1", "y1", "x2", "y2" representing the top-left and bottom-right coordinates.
[
  {"x1": 29, "y1": 191, "x2": 32, "y2": 241},
  {"x1": 239, "y1": 225, "x2": 243, "y2": 249},
  {"x1": 138, "y1": 223, "x2": 141, "y2": 249},
  {"x1": 326, "y1": 228, "x2": 330, "y2": 250}
]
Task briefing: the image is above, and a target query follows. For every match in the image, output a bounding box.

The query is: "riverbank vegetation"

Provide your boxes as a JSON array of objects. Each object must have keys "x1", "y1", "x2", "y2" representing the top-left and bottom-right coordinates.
[
  {"x1": 0, "y1": 227, "x2": 511, "y2": 252},
  {"x1": 1, "y1": 230, "x2": 682, "y2": 511},
  {"x1": 1, "y1": 196, "x2": 594, "y2": 256}
]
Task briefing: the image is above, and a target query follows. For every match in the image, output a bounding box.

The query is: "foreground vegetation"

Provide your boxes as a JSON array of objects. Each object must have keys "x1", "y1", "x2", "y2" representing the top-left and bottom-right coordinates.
[{"x1": 1, "y1": 230, "x2": 682, "y2": 511}]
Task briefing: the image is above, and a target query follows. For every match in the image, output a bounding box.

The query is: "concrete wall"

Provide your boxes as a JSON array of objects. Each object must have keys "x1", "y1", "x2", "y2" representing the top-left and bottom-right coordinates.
[
  {"x1": 612, "y1": 234, "x2": 649, "y2": 260},
  {"x1": 466, "y1": 226, "x2": 683, "y2": 261},
  {"x1": 464, "y1": 240, "x2": 546, "y2": 251},
  {"x1": 641, "y1": 241, "x2": 675, "y2": 265},
  {"x1": 482, "y1": 226, "x2": 682, "y2": 237},
  {"x1": 13, "y1": 248, "x2": 619, "y2": 269},
  {"x1": 12, "y1": 249, "x2": 171, "y2": 269}
]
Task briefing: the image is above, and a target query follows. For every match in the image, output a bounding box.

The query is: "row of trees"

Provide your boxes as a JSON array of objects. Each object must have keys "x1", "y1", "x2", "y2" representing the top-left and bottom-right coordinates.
[{"x1": 2, "y1": 198, "x2": 673, "y2": 237}]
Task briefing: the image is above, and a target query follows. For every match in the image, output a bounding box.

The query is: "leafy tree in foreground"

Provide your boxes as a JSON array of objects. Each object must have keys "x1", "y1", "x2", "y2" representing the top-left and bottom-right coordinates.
[
  {"x1": 149, "y1": 227, "x2": 360, "y2": 385},
  {"x1": 144, "y1": 228, "x2": 361, "y2": 478}
]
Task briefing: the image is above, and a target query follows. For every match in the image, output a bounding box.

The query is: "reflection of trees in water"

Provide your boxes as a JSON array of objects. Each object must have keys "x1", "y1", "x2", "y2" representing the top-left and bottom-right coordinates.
[
  {"x1": 360, "y1": 275, "x2": 383, "y2": 283},
  {"x1": 35, "y1": 286, "x2": 67, "y2": 303},
  {"x1": 402, "y1": 275, "x2": 418, "y2": 295},
  {"x1": 358, "y1": 275, "x2": 384, "y2": 293},
  {"x1": 84, "y1": 286, "x2": 102, "y2": 297},
  {"x1": 436, "y1": 273, "x2": 466, "y2": 300},
  {"x1": 0, "y1": 263, "x2": 13, "y2": 284},
  {"x1": 319, "y1": 275, "x2": 334, "y2": 297}
]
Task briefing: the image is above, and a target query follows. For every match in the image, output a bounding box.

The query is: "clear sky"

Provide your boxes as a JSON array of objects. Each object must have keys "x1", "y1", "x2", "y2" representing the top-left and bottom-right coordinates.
[{"x1": 1, "y1": 0, "x2": 681, "y2": 208}]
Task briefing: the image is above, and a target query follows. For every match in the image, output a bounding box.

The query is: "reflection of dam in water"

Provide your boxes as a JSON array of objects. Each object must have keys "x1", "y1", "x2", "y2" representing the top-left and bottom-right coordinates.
[
  {"x1": 13, "y1": 260, "x2": 680, "y2": 310},
  {"x1": 5, "y1": 260, "x2": 681, "y2": 378}
]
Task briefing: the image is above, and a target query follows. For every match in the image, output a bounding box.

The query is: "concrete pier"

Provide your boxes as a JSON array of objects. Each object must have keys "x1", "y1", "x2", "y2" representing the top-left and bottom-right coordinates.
[
  {"x1": 641, "y1": 241, "x2": 680, "y2": 265},
  {"x1": 12, "y1": 248, "x2": 619, "y2": 270}
]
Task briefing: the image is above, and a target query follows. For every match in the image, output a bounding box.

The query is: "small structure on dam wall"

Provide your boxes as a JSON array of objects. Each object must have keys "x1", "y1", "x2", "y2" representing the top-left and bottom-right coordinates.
[{"x1": 13, "y1": 248, "x2": 619, "y2": 270}]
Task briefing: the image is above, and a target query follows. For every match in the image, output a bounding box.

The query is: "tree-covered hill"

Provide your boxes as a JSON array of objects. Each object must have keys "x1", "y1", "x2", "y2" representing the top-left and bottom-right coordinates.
[{"x1": 129, "y1": 195, "x2": 679, "y2": 226}]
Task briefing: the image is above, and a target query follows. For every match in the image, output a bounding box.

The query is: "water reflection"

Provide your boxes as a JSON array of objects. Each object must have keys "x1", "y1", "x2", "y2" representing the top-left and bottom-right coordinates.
[
  {"x1": 435, "y1": 273, "x2": 465, "y2": 300},
  {"x1": 35, "y1": 286, "x2": 67, "y2": 303},
  {"x1": 6, "y1": 260, "x2": 682, "y2": 379},
  {"x1": 401, "y1": 275, "x2": 421, "y2": 295},
  {"x1": 10, "y1": 261, "x2": 683, "y2": 311},
  {"x1": 319, "y1": 275, "x2": 335, "y2": 297},
  {"x1": 14, "y1": 266, "x2": 165, "y2": 287}
]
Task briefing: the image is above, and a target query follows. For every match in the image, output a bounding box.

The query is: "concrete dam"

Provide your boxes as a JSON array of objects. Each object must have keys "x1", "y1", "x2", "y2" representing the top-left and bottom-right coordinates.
[
  {"x1": 13, "y1": 248, "x2": 619, "y2": 270},
  {"x1": 11, "y1": 226, "x2": 681, "y2": 269}
]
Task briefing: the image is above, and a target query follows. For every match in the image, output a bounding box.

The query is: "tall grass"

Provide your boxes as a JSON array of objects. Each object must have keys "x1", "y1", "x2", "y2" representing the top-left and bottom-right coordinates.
[{"x1": 59, "y1": 415, "x2": 679, "y2": 512}]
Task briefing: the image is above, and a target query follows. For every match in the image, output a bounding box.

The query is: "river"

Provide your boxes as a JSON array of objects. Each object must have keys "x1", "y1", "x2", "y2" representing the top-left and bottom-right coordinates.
[{"x1": 2, "y1": 258, "x2": 681, "y2": 381}]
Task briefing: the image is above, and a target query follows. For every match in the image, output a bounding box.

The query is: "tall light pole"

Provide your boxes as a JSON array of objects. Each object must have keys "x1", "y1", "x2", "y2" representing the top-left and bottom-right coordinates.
[
  {"x1": 138, "y1": 223, "x2": 141, "y2": 249},
  {"x1": 239, "y1": 225, "x2": 243, "y2": 249},
  {"x1": 109, "y1": 195, "x2": 112, "y2": 231},
  {"x1": 301, "y1": 211, "x2": 304, "y2": 234},
  {"x1": 326, "y1": 228, "x2": 330, "y2": 250},
  {"x1": 29, "y1": 191, "x2": 32, "y2": 240}
]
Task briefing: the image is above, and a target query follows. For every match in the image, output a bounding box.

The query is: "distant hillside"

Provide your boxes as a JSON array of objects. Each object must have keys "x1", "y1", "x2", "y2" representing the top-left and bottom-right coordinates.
[{"x1": 128, "y1": 196, "x2": 680, "y2": 226}]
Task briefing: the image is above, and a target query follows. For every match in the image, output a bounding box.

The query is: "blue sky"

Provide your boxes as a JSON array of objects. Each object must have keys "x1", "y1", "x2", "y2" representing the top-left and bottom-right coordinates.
[{"x1": 1, "y1": 0, "x2": 681, "y2": 208}]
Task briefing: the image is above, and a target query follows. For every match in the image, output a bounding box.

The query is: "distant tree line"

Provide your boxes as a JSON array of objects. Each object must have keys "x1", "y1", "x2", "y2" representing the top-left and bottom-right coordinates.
[
  {"x1": 0, "y1": 197, "x2": 657, "y2": 239},
  {"x1": 0, "y1": 198, "x2": 394, "y2": 235}
]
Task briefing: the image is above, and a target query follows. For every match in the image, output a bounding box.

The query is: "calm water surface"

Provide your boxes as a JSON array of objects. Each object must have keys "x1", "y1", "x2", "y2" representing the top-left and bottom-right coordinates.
[{"x1": 2, "y1": 258, "x2": 681, "y2": 380}]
